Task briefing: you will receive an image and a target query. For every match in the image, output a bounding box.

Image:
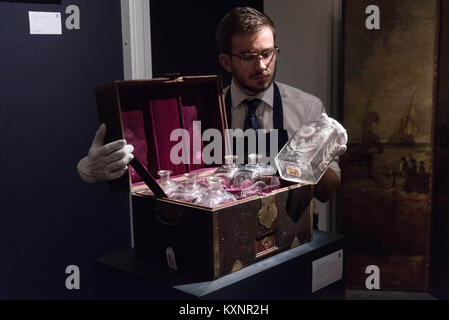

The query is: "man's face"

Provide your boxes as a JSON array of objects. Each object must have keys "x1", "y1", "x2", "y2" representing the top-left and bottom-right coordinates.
[{"x1": 219, "y1": 26, "x2": 277, "y2": 96}]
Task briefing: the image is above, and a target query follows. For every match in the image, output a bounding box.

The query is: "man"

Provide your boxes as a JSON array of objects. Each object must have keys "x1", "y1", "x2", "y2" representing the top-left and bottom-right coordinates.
[{"x1": 77, "y1": 7, "x2": 342, "y2": 202}]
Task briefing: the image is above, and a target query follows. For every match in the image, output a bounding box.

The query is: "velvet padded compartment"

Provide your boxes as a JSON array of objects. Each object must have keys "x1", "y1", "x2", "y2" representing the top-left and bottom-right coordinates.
[
  {"x1": 122, "y1": 108, "x2": 149, "y2": 183},
  {"x1": 96, "y1": 77, "x2": 227, "y2": 190},
  {"x1": 148, "y1": 98, "x2": 186, "y2": 177},
  {"x1": 181, "y1": 104, "x2": 203, "y2": 172},
  {"x1": 177, "y1": 83, "x2": 226, "y2": 168}
]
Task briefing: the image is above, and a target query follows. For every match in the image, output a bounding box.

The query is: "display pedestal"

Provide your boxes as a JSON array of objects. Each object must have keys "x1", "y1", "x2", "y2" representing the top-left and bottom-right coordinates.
[{"x1": 94, "y1": 230, "x2": 345, "y2": 300}]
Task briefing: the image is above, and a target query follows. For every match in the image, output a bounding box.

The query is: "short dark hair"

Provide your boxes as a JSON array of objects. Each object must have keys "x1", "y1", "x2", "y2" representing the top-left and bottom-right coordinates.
[{"x1": 216, "y1": 7, "x2": 276, "y2": 54}]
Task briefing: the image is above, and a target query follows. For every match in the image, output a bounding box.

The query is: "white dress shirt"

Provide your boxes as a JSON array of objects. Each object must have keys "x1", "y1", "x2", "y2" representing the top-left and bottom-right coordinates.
[{"x1": 225, "y1": 79, "x2": 341, "y2": 181}]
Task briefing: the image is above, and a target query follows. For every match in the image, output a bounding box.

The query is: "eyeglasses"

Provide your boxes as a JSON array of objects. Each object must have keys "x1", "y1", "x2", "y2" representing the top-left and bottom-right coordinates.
[{"x1": 230, "y1": 46, "x2": 280, "y2": 65}]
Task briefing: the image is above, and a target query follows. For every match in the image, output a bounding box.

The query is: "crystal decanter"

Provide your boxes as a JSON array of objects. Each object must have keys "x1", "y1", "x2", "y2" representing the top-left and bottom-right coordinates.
[{"x1": 275, "y1": 113, "x2": 347, "y2": 184}]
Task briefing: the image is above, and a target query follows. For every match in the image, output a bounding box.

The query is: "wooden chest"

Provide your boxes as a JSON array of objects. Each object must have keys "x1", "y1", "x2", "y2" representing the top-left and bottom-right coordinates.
[{"x1": 94, "y1": 75, "x2": 314, "y2": 280}]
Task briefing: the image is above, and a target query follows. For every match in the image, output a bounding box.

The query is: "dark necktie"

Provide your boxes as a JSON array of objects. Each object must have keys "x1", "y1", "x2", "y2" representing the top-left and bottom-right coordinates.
[{"x1": 243, "y1": 98, "x2": 261, "y2": 131}]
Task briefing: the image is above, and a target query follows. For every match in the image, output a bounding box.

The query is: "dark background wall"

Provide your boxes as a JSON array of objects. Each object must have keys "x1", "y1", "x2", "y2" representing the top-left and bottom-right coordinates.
[
  {"x1": 0, "y1": 0, "x2": 129, "y2": 299},
  {"x1": 431, "y1": 0, "x2": 449, "y2": 300},
  {"x1": 150, "y1": 0, "x2": 263, "y2": 86},
  {"x1": 0, "y1": 0, "x2": 262, "y2": 299}
]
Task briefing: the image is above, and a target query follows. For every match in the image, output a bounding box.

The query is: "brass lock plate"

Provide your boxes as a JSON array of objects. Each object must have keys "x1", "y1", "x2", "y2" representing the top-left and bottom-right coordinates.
[
  {"x1": 255, "y1": 230, "x2": 279, "y2": 259},
  {"x1": 258, "y1": 195, "x2": 278, "y2": 229}
]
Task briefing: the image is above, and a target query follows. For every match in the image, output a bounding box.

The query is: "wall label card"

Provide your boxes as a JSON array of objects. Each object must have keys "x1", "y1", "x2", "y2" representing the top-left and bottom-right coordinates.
[
  {"x1": 312, "y1": 249, "x2": 343, "y2": 293},
  {"x1": 28, "y1": 11, "x2": 62, "y2": 35}
]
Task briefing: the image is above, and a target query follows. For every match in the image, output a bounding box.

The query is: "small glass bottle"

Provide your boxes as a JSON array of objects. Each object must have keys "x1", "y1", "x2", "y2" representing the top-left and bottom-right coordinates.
[
  {"x1": 256, "y1": 154, "x2": 277, "y2": 176},
  {"x1": 157, "y1": 170, "x2": 178, "y2": 194},
  {"x1": 193, "y1": 176, "x2": 236, "y2": 208},
  {"x1": 240, "y1": 180, "x2": 267, "y2": 198},
  {"x1": 229, "y1": 165, "x2": 260, "y2": 190},
  {"x1": 245, "y1": 154, "x2": 258, "y2": 172},
  {"x1": 168, "y1": 172, "x2": 207, "y2": 202},
  {"x1": 246, "y1": 154, "x2": 277, "y2": 176},
  {"x1": 214, "y1": 155, "x2": 240, "y2": 187},
  {"x1": 259, "y1": 176, "x2": 281, "y2": 193}
]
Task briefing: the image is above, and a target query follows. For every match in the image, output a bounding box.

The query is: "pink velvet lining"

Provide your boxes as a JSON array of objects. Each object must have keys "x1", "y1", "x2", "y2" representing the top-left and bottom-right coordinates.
[
  {"x1": 119, "y1": 80, "x2": 223, "y2": 186},
  {"x1": 122, "y1": 109, "x2": 148, "y2": 183},
  {"x1": 148, "y1": 98, "x2": 186, "y2": 176},
  {"x1": 181, "y1": 104, "x2": 204, "y2": 172}
]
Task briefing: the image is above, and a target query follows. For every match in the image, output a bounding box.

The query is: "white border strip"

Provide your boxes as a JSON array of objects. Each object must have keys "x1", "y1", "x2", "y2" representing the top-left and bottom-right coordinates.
[
  {"x1": 121, "y1": 0, "x2": 152, "y2": 80},
  {"x1": 121, "y1": 0, "x2": 153, "y2": 246}
]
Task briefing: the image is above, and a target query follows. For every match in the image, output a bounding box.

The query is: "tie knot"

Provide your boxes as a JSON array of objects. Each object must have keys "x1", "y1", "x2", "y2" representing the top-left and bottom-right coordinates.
[{"x1": 244, "y1": 99, "x2": 261, "y2": 115}]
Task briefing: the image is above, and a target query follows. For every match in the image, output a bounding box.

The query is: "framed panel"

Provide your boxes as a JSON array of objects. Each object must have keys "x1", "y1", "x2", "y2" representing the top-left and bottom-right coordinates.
[
  {"x1": 339, "y1": 0, "x2": 439, "y2": 290},
  {"x1": 430, "y1": 0, "x2": 449, "y2": 299}
]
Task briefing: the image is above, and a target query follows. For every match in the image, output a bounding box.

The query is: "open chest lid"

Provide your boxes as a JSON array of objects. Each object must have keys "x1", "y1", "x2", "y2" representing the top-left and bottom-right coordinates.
[{"x1": 93, "y1": 75, "x2": 229, "y2": 193}]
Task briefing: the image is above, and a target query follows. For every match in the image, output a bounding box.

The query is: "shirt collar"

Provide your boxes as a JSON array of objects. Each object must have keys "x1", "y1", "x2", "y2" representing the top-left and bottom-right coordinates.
[{"x1": 230, "y1": 79, "x2": 274, "y2": 110}]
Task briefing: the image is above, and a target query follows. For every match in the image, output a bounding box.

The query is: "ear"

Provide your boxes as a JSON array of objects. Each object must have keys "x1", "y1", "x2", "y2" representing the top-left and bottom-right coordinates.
[{"x1": 218, "y1": 54, "x2": 232, "y2": 73}]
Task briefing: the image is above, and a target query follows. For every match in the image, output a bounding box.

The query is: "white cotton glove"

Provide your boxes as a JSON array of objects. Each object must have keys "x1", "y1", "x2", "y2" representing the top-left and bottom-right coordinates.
[
  {"x1": 320, "y1": 113, "x2": 348, "y2": 157},
  {"x1": 77, "y1": 123, "x2": 134, "y2": 183},
  {"x1": 329, "y1": 116, "x2": 348, "y2": 157}
]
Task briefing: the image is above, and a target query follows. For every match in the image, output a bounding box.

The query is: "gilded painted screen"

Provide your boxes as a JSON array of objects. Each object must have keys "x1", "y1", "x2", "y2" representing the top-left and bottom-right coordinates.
[{"x1": 339, "y1": 0, "x2": 438, "y2": 290}]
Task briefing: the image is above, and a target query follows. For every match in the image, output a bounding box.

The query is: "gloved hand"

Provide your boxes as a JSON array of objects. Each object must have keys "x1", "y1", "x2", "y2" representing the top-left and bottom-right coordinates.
[
  {"x1": 316, "y1": 113, "x2": 347, "y2": 156},
  {"x1": 77, "y1": 123, "x2": 134, "y2": 183},
  {"x1": 316, "y1": 114, "x2": 348, "y2": 173},
  {"x1": 327, "y1": 115, "x2": 348, "y2": 157}
]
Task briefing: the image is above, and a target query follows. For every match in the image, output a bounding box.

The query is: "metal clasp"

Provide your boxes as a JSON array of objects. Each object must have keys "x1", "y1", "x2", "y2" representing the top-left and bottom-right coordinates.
[{"x1": 258, "y1": 195, "x2": 278, "y2": 229}]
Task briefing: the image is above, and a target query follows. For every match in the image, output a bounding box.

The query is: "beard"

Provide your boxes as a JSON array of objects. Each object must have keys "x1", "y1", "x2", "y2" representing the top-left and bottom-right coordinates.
[{"x1": 232, "y1": 62, "x2": 277, "y2": 96}]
